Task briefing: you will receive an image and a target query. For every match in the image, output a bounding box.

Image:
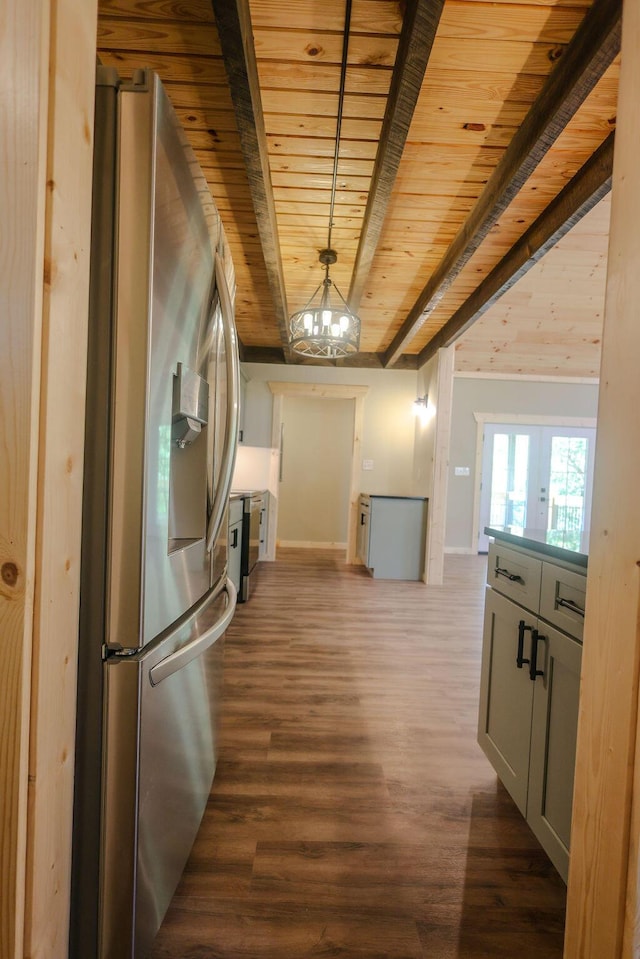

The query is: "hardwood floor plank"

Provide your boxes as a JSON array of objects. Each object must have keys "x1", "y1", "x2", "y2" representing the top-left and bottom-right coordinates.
[
  {"x1": 149, "y1": 552, "x2": 566, "y2": 958},
  {"x1": 151, "y1": 899, "x2": 425, "y2": 959}
]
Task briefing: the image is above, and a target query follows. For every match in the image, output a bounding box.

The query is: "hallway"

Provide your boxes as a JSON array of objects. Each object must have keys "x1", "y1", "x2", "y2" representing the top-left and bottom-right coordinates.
[{"x1": 150, "y1": 551, "x2": 566, "y2": 958}]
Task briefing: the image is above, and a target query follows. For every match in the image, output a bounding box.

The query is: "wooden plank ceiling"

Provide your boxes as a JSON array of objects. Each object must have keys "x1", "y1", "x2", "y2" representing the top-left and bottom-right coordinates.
[{"x1": 96, "y1": 0, "x2": 620, "y2": 374}]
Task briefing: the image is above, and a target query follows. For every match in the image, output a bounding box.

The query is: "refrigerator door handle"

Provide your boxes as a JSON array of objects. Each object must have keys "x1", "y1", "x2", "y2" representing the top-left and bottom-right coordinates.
[
  {"x1": 149, "y1": 580, "x2": 237, "y2": 686},
  {"x1": 206, "y1": 253, "x2": 240, "y2": 553}
]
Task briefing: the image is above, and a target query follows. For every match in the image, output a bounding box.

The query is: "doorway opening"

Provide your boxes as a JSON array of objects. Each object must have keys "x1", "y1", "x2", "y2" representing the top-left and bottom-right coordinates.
[
  {"x1": 267, "y1": 382, "x2": 369, "y2": 563},
  {"x1": 277, "y1": 395, "x2": 354, "y2": 549}
]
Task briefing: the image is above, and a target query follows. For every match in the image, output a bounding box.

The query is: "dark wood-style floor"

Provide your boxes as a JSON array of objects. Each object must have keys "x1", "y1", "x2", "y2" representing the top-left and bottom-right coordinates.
[{"x1": 149, "y1": 550, "x2": 567, "y2": 959}]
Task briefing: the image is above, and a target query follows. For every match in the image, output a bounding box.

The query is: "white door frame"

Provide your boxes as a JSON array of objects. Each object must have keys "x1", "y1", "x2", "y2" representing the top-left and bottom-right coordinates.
[
  {"x1": 471, "y1": 413, "x2": 597, "y2": 552},
  {"x1": 268, "y1": 382, "x2": 369, "y2": 563}
]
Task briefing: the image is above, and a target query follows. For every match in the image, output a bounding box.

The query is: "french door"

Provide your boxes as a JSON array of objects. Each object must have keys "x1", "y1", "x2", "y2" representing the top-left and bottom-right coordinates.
[{"x1": 478, "y1": 424, "x2": 596, "y2": 552}]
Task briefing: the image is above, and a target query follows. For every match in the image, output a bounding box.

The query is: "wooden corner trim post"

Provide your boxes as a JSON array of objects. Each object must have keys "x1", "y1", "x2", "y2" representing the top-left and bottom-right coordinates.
[
  {"x1": 0, "y1": 2, "x2": 51, "y2": 956},
  {"x1": 563, "y1": 0, "x2": 640, "y2": 956}
]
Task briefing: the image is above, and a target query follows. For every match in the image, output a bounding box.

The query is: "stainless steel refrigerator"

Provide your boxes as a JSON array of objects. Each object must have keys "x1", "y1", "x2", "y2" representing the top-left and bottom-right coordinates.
[{"x1": 71, "y1": 67, "x2": 240, "y2": 959}]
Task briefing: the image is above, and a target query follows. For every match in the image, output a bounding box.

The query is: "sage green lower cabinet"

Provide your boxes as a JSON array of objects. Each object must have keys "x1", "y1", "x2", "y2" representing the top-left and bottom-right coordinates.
[
  {"x1": 357, "y1": 494, "x2": 427, "y2": 580},
  {"x1": 478, "y1": 540, "x2": 584, "y2": 883},
  {"x1": 528, "y1": 622, "x2": 581, "y2": 870},
  {"x1": 479, "y1": 589, "x2": 535, "y2": 816}
]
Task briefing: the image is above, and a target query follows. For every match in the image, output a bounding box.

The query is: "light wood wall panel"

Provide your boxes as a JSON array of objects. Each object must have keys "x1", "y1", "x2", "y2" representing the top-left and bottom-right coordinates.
[
  {"x1": 564, "y1": 1, "x2": 640, "y2": 953},
  {"x1": 24, "y1": 1, "x2": 98, "y2": 956},
  {"x1": 0, "y1": 3, "x2": 50, "y2": 955}
]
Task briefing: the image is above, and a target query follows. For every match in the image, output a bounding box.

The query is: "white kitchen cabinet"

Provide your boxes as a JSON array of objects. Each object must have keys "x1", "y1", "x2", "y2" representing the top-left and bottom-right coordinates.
[
  {"x1": 258, "y1": 491, "x2": 269, "y2": 560},
  {"x1": 227, "y1": 496, "x2": 243, "y2": 594},
  {"x1": 357, "y1": 494, "x2": 427, "y2": 580},
  {"x1": 478, "y1": 538, "x2": 585, "y2": 882}
]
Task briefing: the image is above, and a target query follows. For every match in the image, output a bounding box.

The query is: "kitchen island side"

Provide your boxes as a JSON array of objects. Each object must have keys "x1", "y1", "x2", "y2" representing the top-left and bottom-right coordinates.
[{"x1": 478, "y1": 526, "x2": 588, "y2": 882}]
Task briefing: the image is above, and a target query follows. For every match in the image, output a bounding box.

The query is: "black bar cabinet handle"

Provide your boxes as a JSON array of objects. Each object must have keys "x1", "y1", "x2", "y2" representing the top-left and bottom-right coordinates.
[
  {"x1": 556, "y1": 596, "x2": 585, "y2": 618},
  {"x1": 495, "y1": 566, "x2": 524, "y2": 584},
  {"x1": 517, "y1": 620, "x2": 531, "y2": 668},
  {"x1": 360, "y1": 513, "x2": 366, "y2": 525},
  {"x1": 529, "y1": 629, "x2": 545, "y2": 681},
  {"x1": 231, "y1": 527, "x2": 238, "y2": 549}
]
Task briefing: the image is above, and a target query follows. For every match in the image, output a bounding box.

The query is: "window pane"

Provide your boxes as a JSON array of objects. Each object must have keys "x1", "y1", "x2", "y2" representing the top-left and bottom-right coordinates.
[
  {"x1": 548, "y1": 436, "x2": 588, "y2": 532},
  {"x1": 489, "y1": 433, "x2": 530, "y2": 528}
]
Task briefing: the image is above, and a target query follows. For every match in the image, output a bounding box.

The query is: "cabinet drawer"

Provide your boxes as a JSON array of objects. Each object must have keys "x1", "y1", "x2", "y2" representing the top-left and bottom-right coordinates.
[
  {"x1": 487, "y1": 542, "x2": 542, "y2": 611},
  {"x1": 540, "y1": 562, "x2": 586, "y2": 641}
]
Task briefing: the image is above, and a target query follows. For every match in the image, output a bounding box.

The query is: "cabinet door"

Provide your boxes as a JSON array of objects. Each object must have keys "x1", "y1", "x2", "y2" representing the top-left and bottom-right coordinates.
[
  {"x1": 478, "y1": 589, "x2": 535, "y2": 816},
  {"x1": 527, "y1": 623, "x2": 581, "y2": 882},
  {"x1": 357, "y1": 499, "x2": 370, "y2": 566},
  {"x1": 258, "y1": 494, "x2": 268, "y2": 560},
  {"x1": 228, "y1": 520, "x2": 242, "y2": 593},
  {"x1": 368, "y1": 498, "x2": 426, "y2": 580}
]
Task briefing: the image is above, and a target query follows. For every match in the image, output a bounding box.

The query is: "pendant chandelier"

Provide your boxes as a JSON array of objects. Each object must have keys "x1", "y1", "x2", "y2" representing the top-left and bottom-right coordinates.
[
  {"x1": 288, "y1": 0, "x2": 361, "y2": 359},
  {"x1": 288, "y1": 248, "x2": 360, "y2": 358}
]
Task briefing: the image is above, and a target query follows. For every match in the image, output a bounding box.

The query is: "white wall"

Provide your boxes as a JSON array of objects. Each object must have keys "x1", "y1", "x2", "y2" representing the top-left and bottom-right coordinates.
[
  {"x1": 446, "y1": 375, "x2": 599, "y2": 551},
  {"x1": 278, "y1": 396, "x2": 353, "y2": 545},
  {"x1": 232, "y1": 445, "x2": 279, "y2": 494},
  {"x1": 241, "y1": 363, "x2": 420, "y2": 496}
]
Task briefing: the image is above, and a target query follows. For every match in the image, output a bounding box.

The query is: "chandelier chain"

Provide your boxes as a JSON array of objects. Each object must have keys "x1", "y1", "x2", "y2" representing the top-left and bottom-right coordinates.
[
  {"x1": 327, "y1": 0, "x2": 353, "y2": 253},
  {"x1": 287, "y1": 0, "x2": 360, "y2": 359}
]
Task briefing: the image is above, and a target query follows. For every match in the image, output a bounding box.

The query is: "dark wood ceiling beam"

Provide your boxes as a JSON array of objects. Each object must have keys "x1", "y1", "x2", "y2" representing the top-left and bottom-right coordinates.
[
  {"x1": 417, "y1": 132, "x2": 614, "y2": 366},
  {"x1": 241, "y1": 347, "x2": 418, "y2": 370},
  {"x1": 241, "y1": 345, "x2": 287, "y2": 365},
  {"x1": 336, "y1": 352, "x2": 418, "y2": 370},
  {"x1": 383, "y1": 0, "x2": 621, "y2": 369},
  {"x1": 347, "y1": 0, "x2": 445, "y2": 311},
  {"x1": 210, "y1": 0, "x2": 293, "y2": 360}
]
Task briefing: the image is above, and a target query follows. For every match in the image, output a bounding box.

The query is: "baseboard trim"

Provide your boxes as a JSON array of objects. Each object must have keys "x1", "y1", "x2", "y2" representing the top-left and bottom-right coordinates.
[{"x1": 277, "y1": 540, "x2": 347, "y2": 550}]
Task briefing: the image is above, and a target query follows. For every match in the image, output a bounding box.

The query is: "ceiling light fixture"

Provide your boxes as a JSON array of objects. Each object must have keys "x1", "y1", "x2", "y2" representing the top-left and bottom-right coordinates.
[{"x1": 288, "y1": 0, "x2": 361, "y2": 360}]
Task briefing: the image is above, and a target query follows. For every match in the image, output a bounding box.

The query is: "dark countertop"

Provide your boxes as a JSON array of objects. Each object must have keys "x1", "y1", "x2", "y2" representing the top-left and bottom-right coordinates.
[
  {"x1": 485, "y1": 525, "x2": 589, "y2": 568},
  {"x1": 361, "y1": 494, "x2": 428, "y2": 501}
]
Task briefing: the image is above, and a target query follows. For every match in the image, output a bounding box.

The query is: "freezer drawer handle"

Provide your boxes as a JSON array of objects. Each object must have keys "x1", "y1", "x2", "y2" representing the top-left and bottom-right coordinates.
[
  {"x1": 556, "y1": 596, "x2": 585, "y2": 618},
  {"x1": 495, "y1": 566, "x2": 523, "y2": 584},
  {"x1": 149, "y1": 580, "x2": 237, "y2": 686}
]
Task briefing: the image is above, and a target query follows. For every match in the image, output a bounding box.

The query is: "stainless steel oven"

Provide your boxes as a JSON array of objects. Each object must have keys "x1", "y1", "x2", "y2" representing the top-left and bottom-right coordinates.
[{"x1": 235, "y1": 490, "x2": 265, "y2": 602}]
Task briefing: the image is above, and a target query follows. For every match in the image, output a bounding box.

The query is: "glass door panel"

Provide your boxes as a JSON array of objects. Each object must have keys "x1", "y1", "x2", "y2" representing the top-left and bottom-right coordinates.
[
  {"x1": 541, "y1": 429, "x2": 594, "y2": 550},
  {"x1": 488, "y1": 432, "x2": 531, "y2": 528},
  {"x1": 478, "y1": 423, "x2": 595, "y2": 553},
  {"x1": 479, "y1": 426, "x2": 539, "y2": 551}
]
